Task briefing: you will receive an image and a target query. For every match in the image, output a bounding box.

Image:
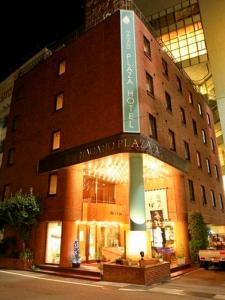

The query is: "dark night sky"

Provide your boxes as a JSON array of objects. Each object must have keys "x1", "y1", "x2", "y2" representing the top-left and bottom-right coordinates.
[{"x1": 0, "y1": 0, "x2": 85, "y2": 80}]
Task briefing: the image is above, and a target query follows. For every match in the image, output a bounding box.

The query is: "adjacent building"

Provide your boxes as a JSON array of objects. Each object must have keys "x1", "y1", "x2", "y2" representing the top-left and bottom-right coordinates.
[{"x1": 0, "y1": 0, "x2": 224, "y2": 267}]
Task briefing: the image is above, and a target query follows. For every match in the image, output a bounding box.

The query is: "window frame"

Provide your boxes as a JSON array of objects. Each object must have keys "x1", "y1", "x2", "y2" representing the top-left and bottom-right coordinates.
[
  {"x1": 200, "y1": 185, "x2": 207, "y2": 206},
  {"x1": 146, "y1": 72, "x2": 154, "y2": 97},
  {"x1": 162, "y1": 58, "x2": 168, "y2": 77},
  {"x1": 188, "y1": 179, "x2": 195, "y2": 202},
  {"x1": 7, "y1": 147, "x2": 15, "y2": 166},
  {"x1": 210, "y1": 189, "x2": 216, "y2": 207},
  {"x1": 58, "y1": 59, "x2": 66, "y2": 76},
  {"x1": 143, "y1": 35, "x2": 151, "y2": 59},
  {"x1": 51, "y1": 130, "x2": 61, "y2": 151},
  {"x1": 168, "y1": 129, "x2": 176, "y2": 151},
  {"x1": 184, "y1": 141, "x2": 190, "y2": 160},
  {"x1": 55, "y1": 92, "x2": 64, "y2": 111},
  {"x1": 149, "y1": 113, "x2": 158, "y2": 140},
  {"x1": 196, "y1": 151, "x2": 202, "y2": 168},
  {"x1": 176, "y1": 75, "x2": 182, "y2": 93},
  {"x1": 48, "y1": 173, "x2": 58, "y2": 196},
  {"x1": 165, "y1": 91, "x2": 172, "y2": 112}
]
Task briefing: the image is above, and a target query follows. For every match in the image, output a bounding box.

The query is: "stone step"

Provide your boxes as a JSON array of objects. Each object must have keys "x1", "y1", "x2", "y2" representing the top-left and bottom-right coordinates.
[{"x1": 36, "y1": 264, "x2": 101, "y2": 281}]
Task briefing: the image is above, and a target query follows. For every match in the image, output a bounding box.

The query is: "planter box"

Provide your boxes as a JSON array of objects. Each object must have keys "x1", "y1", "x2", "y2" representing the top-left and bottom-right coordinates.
[
  {"x1": 0, "y1": 258, "x2": 25, "y2": 270},
  {"x1": 102, "y1": 261, "x2": 170, "y2": 285}
]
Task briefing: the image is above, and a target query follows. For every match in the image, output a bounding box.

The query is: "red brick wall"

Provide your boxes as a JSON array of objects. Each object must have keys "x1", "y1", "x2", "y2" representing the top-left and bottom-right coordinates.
[
  {"x1": 0, "y1": 13, "x2": 122, "y2": 215},
  {"x1": 134, "y1": 14, "x2": 225, "y2": 225}
]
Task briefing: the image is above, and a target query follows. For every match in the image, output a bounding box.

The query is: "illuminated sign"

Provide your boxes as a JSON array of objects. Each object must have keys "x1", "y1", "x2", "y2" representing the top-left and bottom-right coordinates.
[{"x1": 120, "y1": 10, "x2": 140, "y2": 133}]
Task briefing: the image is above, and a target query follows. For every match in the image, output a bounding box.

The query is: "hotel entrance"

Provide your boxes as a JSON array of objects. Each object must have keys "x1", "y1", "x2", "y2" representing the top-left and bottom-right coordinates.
[{"x1": 72, "y1": 152, "x2": 186, "y2": 263}]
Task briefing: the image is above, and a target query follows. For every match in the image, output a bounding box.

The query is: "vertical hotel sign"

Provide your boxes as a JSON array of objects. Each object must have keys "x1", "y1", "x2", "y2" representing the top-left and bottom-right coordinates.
[{"x1": 120, "y1": 10, "x2": 140, "y2": 133}]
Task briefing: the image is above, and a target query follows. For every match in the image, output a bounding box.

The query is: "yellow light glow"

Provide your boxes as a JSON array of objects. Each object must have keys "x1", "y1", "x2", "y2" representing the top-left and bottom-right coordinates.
[{"x1": 126, "y1": 231, "x2": 147, "y2": 259}]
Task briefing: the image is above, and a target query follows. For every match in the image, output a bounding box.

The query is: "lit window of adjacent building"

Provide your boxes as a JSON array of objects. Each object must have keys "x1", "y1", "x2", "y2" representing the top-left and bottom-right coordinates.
[
  {"x1": 210, "y1": 190, "x2": 216, "y2": 207},
  {"x1": 180, "y1": 106, "x2": 186, "y2": 125},
  {"x1": 58, "y1": 60, "x2": 66, "y2": 76},
  {"x1": 168, "y1": 129, "x2": 176, "y2": 151},
  {"x1": 146, "y1": 72, "x2": 154, "y2": 96},
  {"x1": 206, "y1": 113, "x2": 211, "y2": 127},
  {"x1": 143, "y1": 36, "x2": 151, "y2": 58},
  {"x1": 200, "y1": 185, "x2": 207, "y2": 206},
  {"x1": 165, "y1": 91, "x2": 172, "y2": 112},
  {"x1": 192, "y1": 119, "x2": 198, "y2": 135},
  {"x1": 196, "y1": 151, "x2": 202, "y2": 168},
  {"x1": 176, "y1": 75, "x2": 182, "y2": 93},
  {"x1": 202, "y1": 129, "x2": 207, "y2": 144},
  {"x1": 55, "y1": 93, "x2": 64, "y2": 111},
  {"x1": 2, "y1": 184, "x2": 11, "y2": 201},
  {"x1": 162, "y1": 58, "x2": 168, "y2": 77},
  {"x1": 149, "y1": 113, "x2": 157, "y2": 140},
  {"x1": 184, "y1": 141, "x2": 190, "y2": 160},
  {"x1": 214, "y1": 164, "x2": 219, "y2": 179},
  {"x1": 188, "y1": 179, "x2": 195, "y2": 202},
  {"x1": 206, "y1": 159, "x2": 211, "y2": 174},
  {"x1": 198, "y1": 103, "x2": 203, "y2": 116},
  {"x1": 12, "y1": 115, "x2": 19, "y2": 132},
  {"x1": 51, "y1": 130, "x2": 61, "y2": 151},
  {"x1": 210, "y1": 138, "x2": 215, "y2": 152},
  {"x1": 219, "y1": 194, "x2": 224, "y2": 210},
  {"x1": 7, "y1": 148, "x2": 15, "y2": 166},
  {"x1": 188, "y1": 91, "x2": 193, "y2": 105},
  {"x1": 48, "y1": 173, "x2": 57, "y2": 196}
]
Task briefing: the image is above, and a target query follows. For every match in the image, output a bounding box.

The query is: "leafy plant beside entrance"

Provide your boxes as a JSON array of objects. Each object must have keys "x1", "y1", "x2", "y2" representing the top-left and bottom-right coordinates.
[
  {"x1": 0, "y1": 191, "x2": 41, "y2": 260},
  {"x1": 188, "y1": 211, "x2": 209, "y2": 264}
]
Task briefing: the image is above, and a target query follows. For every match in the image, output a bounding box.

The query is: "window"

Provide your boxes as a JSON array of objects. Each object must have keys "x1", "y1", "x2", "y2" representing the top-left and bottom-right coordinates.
[
  {"x1": 176, "y1": 75, "x2": 182, "y2": 93},
  {"x1": 2, "y1": 116, "x2": 8, "y2": 128},
  {"x1": 210, "y1": 138, "x2": 215, "y2": 152},
  {"x1": 214, "y1": 164, "x2": 219, "y2": 179},
  {"x1": 162, "y1": 58, "x2": 168, "y2": 76},
  {"x1": 146, "y1": 72, "x2": 154, "y2": 96},
  {"x1": 192, "y1": 119, "x2": 198, "y2": 135},
  {"x1": 2, "y1": 184, "x2": 11, "y2": 201},
  {"x1": 12, "y1": 115, "x2": 19, "y2": 132},
  {"x1": 48, "y1": 173, "x2": 57, "y2": 195},
  {"x1": 200, "y1": 185, "x2": 207, "y2": 206},
  {"x1": 198, "y1": 103, "x2": 203, "y2": 116},
  {"x1": 143, "y1": 36, "x2": 151, "y2": 58},
  {"x1": 168, "y1": 129, "x2": 176, "y2": 151},
  {"x1": 206, "y1": 113, "x2": 211, "y2": 127},
  {"x1": 165, "y1": 92, "x2": 172, "y2": 112},
  {"x1": 55, "y1": 93, "x2": 64, "y2": 111},
  {"x1": 0, "y1": 140, "x2": 4, "y2": 154},
  {"x1": 184, "y1": 141, "x2": 190, "y2": 160},
  {"x1": 196, "y1": 151, "x2": 202, "y2": 168},
  {"x1": 219, "y1": 194, "x2": 224, "y2": 210},
  {"x1": 180, "y1": 106, "x2": 186, "y2": 125},
  {"x1": 51, "y1": 130, "x2": 61, "y2": 151},
  {"x1": 188, "y1": 91, "x2": 193, "y2": 105},
  {"x1": 7, "y1": 148, "x2": 15, "y2": 166},
  {"x1": 210, "y1": 190, "x2": 216, "y2": 207},
  {"x1": 202, "y1": 129, "x2": 207, "y2": 144},
  {"x1": 188, "y1": 179, "x2": 195, "y2": 201},
  {"x1": 206, "y1": 159, "x2": 211, "y2": 174},
  {"x1": 58, "y1": 60, "x2": 66, "y2": 76},
  {"x1": 149, "y1": 113, "x2": 157, "y2": 139}
]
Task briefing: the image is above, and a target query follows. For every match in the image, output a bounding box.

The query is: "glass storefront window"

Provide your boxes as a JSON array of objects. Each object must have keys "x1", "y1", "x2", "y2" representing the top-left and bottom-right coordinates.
[{"x1": 45, "y1": 222, "x2": 62, "y2": 264}]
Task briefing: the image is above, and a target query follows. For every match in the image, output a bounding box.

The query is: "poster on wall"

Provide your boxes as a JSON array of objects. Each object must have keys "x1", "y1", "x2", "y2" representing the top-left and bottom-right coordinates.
[{"x1": 145, "y1": 189, "x2": 168, "y2": 229}]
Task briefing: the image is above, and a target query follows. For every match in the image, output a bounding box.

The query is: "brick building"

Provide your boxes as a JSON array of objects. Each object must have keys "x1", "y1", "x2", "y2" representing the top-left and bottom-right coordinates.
[{"x1": 0, "y1": 0, "x2": 224, "y2": 267}]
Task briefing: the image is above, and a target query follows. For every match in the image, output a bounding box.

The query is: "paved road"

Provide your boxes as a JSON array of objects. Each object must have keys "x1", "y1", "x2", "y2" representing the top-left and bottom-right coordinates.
[{"x1": 1, "y1": 268, "x2": 225, "y2": 299}]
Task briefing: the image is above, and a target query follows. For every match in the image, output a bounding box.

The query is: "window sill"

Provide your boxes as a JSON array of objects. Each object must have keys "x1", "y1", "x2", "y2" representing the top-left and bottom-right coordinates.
[
  {"x1": 144, "y1": 51, "x2": 152, "y2": 61},
  {"x1": 147, "y1": 90, "x2": 155, "y2": 98}
]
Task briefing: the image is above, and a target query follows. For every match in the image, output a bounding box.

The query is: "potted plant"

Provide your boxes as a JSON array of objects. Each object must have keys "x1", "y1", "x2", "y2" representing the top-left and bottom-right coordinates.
[{"x1": 72, "y1": 240, "x2": 80, "y2": 268}]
